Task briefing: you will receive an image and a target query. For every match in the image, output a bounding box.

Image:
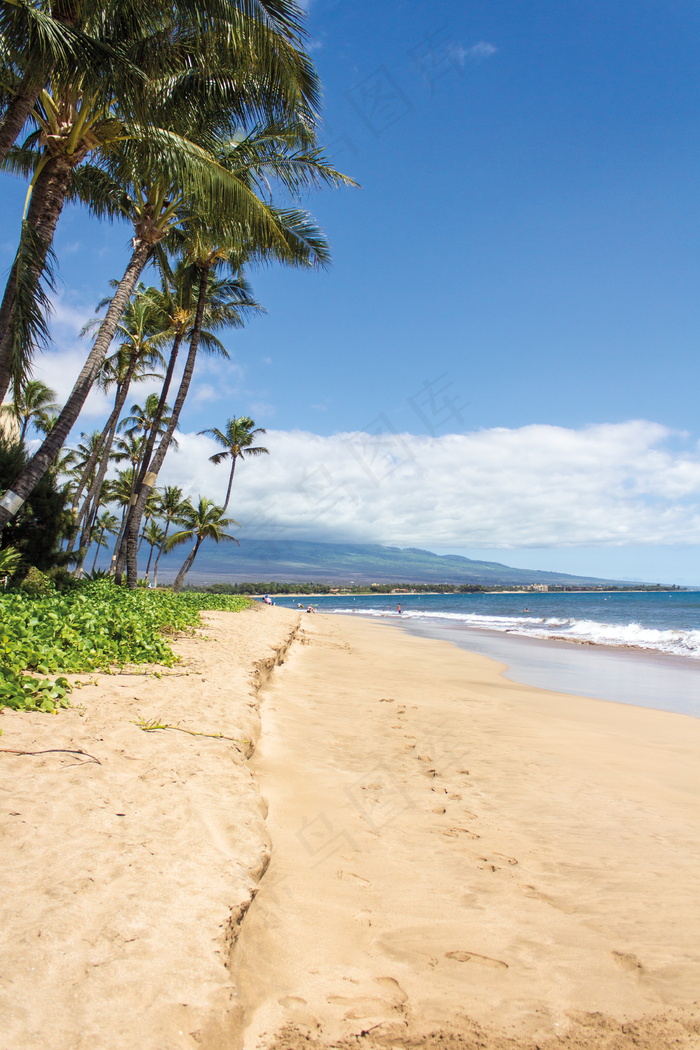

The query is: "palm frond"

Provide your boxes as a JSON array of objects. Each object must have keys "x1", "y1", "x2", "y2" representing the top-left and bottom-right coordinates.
[{"x1": 8, "y1": 219, "x2": 57, "y2": 390}]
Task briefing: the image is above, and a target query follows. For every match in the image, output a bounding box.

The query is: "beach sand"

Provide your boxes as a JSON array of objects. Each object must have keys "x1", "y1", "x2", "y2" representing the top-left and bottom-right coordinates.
[
  {"x1": 234, "y1": 611, "x2": 700, "y2": 1050},
  {"x1": 1, "y1": 605, "x2": 699, "y2": 1049},
  {"x1": 0, "y1": 603, "x2": 300, "y2": 1050}
]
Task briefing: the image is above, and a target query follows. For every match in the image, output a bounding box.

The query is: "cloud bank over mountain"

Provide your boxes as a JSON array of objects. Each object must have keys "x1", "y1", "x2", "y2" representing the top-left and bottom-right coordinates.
[{"x1": 157, "y1": 420, "x2": 700, "y2": 549}]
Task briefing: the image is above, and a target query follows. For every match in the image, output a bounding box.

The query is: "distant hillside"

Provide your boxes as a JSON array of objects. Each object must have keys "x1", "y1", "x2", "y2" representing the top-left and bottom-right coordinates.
[{"x1": 153, "y1": 539, "x2": 635, "y2": 587}]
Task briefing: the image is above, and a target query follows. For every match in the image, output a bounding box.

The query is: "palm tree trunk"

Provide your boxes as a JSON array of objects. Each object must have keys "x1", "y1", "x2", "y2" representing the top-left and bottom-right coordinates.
[
  {"x1": 72, "y1": 475, "x2": 109, "y2": 576},
  {"x1": 67, "y1": 367, "x2": 135, "y2": 552},
  {"x1": 90, "y1": 528, "x2": 105, "y2": 572},
  {"x1": 145, "y1": 541, "x2": 155, "y2": 579},
  {"x1": 152, "y1": 520, "x2": 171, "y2": 589},
  {"x1": 70, "y1": 366, "x2": 136, "y2": 568},
  {"x1": 0, "y1": 154, "x2": 74, "y2": 402},
  {"x1": 0, "y1": 237, "x2": 153, "y2": 532},
  {"x1": 123, "y1": 268, "x2": 209, "y2": 588},
  {"x1": 0, "y1": 77, "x2": 42, "y2": 164},
  {"x1": 223, "y1": 456, "x2": 237, "y2": 511},
  {"x1": 173, "y1": 538, "x2": 202, "y2": 592},
  {"x1": 125, "y1": 328, "x2": 183, "y2": 503},
  {"x1": 109, "y1": 504, "x2": 129, "y2": 572},
  {"x1": 113, "y1": 329, "x2": 184, "y2": 582}
]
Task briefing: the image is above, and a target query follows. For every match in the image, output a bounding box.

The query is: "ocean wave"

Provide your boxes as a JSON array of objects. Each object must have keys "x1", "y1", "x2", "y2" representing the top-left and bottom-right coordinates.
[{"x1": 326, "y1": 607, "x2": 700, "y2": 658}]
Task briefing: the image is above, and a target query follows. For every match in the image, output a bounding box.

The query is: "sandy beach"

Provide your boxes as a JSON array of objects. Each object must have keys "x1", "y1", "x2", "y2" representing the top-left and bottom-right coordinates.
[{"x1": 1, "y1": 605, "x2": 699, "y2": 1049}]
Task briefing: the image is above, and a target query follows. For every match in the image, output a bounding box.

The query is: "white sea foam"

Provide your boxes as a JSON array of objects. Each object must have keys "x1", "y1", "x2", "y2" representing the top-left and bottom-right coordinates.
[{"x1": 328, "y1": 608, "x2": 700, "y2": 658}]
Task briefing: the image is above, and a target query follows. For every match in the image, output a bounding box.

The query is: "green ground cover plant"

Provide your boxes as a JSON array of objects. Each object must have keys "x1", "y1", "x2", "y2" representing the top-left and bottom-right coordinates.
[{"x1": 0, "y1": 580, "x2": 249, "y2": 712}]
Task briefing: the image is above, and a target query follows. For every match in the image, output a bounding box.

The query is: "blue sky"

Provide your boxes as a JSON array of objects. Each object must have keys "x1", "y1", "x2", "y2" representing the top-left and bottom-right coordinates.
[{"x1": 4, "y1": 0, "x2": 700, "y2": 583}]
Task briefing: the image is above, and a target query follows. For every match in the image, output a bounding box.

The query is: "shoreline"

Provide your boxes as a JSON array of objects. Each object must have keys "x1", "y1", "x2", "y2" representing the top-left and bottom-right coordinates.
[
  {"x1": 389, "y1": 616, "x2": 700, "y2": 719},
  {"x1": 274, "y1": 603, "x2": 700, "y2": 690}
]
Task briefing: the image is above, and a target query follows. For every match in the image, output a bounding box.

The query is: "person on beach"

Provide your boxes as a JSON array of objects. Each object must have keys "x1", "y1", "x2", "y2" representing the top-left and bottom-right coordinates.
[
  {"x1": 307, "y1": 604, "x2": 315, "y2": 613},
  {"x1": 397, "y1": 603, "x2": 402, "y2": 614}
]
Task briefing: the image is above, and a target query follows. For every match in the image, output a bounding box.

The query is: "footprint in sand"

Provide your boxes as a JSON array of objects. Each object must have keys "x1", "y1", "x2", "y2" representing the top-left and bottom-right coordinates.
[
  {"x1": 443, "y1": 827, "x2": 480, "y2": 839},
  {"x1": 523, "y1": 884, "x2": 577, "y2": 915},
  {"x1": 445, "y1": 950, "x2": 508, "y2": 969},
  {"x1": 336, "y1": 870, "x2": 370, "y2": 886},
  {"x1": 374, "y1": 976, "x2": 408, "y2": 1002},
  {"x1": 326, "y1": 995, "x2": 399, "y2": 1020},
  {"x1": 612, "y1": 950, "x2": 645, "y2": 972},
  {"x1": 479, "y1": 853, "x2": 518, "y2": 870}
]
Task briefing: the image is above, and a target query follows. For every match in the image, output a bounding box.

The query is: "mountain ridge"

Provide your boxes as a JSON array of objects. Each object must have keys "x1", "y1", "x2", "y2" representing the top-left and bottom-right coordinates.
[{"x1": 154, "y1": 539, "x2": 646, "y2": 587}]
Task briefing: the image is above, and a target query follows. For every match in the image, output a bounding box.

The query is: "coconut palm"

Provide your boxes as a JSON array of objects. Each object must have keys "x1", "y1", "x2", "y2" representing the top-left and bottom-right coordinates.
[
  {"x1": 0, "y1": 0, "x2": 132, "y2": 164},
  {"x1": 115, "y1": 262, "x2": 261, "y2": 582},
  {"x1": 151, "y1": 484, "x2": 189, "y2": 588},
  {"x1": 0, "y1": 120, "x2": 336, "y2": 533},
  {"x1": 200, "y1": 416, "x2": 269, "y2": 511},
  {"x1": 0, "y1": 0, "x2": 321, "y2": 400},
  {"x1": 88, "y1": 509, "x2": 118, "y2": 572},
  {"x1": 119, "y1": 393, "x2": 176, "y2": 450},
  {"x1": 164, "y1": 496, "x2": 238, "y2": 592},
  {"x1": 141, "y1": 518, "x2": 164, "y2": 581},
  {"x1": 119, "y1": 122, "x2": 354, "y2": 586},
  {"x1": 121, "y1": 266, "x2": 248, "y2": 515},
  {"x1": 0, "y1": 10, "x2": 353, "y2": 536},
  {"x1": 5, "y1": 378, "x2": 59, "y2": 441},
  {"x1": 68, "y1": 284, "x2": 165, "y2": 539}
]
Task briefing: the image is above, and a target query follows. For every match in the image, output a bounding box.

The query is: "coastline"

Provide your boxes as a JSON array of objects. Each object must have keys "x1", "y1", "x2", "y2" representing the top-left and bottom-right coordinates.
[
  {"x1": 386, "y1": 615, "x2": 700, "y2": 719},
  {"x1": 1, "y1": 606, "x2": 699, "y2": 1049}
]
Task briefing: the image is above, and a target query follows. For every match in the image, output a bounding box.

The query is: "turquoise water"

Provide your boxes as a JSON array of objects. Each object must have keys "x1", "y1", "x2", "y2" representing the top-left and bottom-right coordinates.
[{"x1": 267, "y1": 591, "x2": 700, "y2": 716}]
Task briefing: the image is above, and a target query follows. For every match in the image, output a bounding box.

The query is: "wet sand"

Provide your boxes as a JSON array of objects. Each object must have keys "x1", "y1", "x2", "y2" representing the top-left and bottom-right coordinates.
[{"x1": 394, "y1": 617, "x2": 700, "y2": 718}]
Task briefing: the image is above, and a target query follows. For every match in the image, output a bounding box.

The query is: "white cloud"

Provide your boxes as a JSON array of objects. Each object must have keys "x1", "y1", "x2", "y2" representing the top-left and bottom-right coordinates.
[
  {"x1": 31, "y1": 295, "x2": 165, "y2": 423},
  {"x1": 29, "y1": 296, "x2": 111, "y2": 418},
  {"x1": 192, "y1": 384, "x2": 220, "y2": 405},
  {"x1": 34, "y1": 346, "x2": 112, "y2": 420},
  {"x1": 450, "y1": 41, "x2": 498, "y2": 64},
  {"x1": 156, "y1": 420, "x2": 700, "y2": 548}
]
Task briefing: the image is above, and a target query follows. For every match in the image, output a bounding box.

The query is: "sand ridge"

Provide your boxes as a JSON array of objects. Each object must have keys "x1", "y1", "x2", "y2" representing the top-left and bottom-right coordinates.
[
  {"x1": 0, "y1": 603, "x2": 300, "y2": 1050},
  {"x1": 233, "y1": 613, "x2": 700, "y2": 1050}
]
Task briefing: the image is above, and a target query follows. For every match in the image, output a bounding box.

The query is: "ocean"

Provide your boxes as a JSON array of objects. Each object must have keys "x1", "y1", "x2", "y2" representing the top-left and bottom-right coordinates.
[{"x1": 267, "y1": 590, "x2": 700, "y2": 718}]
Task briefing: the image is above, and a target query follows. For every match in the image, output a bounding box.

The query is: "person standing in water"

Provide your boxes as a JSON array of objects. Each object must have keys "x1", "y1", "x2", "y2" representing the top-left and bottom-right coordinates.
[{"x1": 397, "y1": 603, "x2": 402, "y2": 614}]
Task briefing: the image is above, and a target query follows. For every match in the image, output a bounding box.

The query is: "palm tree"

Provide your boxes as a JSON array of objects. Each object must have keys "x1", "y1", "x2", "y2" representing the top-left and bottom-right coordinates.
[
  {"x1": 0, "y1": 10, "x2": 353, "y2": 537},
  {"x1": 141, "y1": 518, "x2": 164, "y2": 581},
  {"x1": 0, "y1": 1, "x2": 130, "y2": 164},
  {"x1": 164, "y1": 496, "x2": 238, "y2": 592},
  {"x1": 119, "y1": 393, "x2": 176, "y2": 450},
  {"x1": 67, "y1": 284, "x2": 166, "y2": 554},
  {"x1": 115, "y1": 260, "x2": 261, "y2": 582},
  {"x1": 0, "y1": 0, "x2": 326, "y2": 402},
  {"x1": 119, "y1": 124, "x2": 354, "y2": 586},
  {"x1": 200, "y1": 416, "x2": 269, "y2": 511},
  {"x1": 6, "y1": 379, "x2": 59, "y2": 441},
  {"x1": 0, "y1": 121, "x2": 332, "y2": 533},
  {"x1": 88, "y1": 509, "x2": 118, "y2": 572},
  {"x1": 151, "y1": 484, "x2": 189, "y2": 588}
]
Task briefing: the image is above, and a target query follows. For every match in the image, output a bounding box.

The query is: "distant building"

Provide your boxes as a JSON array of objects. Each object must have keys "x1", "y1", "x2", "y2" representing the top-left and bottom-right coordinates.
[{"x1": 532, "y1": 583, "x2": 549, "y2": 592}]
